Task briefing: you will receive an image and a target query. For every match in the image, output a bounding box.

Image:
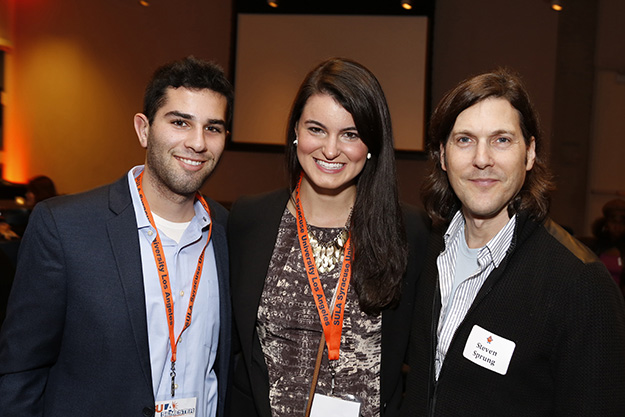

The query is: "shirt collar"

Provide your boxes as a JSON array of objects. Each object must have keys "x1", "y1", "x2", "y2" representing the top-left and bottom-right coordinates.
[
  {"x1": 444, "y1": 210, "x2": 516, "y2": 268},
  {"x1": 128, "y1": 166, "x2": 151, "y2": 230},
  {"x1": 127, "y1": 165, "x2": 211, "y2": 231}
]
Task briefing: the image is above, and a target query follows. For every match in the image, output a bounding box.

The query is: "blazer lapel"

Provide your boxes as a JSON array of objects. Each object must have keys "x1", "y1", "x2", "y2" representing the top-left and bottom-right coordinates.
[
  {"x1": 208, "y1": 206, "x2": 229, "y2": 305},
  {"x1": 229, "y1": 189, "x2": 289, "y2": 417},
  {"x1": 236, "y1": 191, "x2": 288, "y2": 370},
  {"x1": 106, "y1": 176, "x2": 153, "y2": 390},
  {"x1": 206, "y1": 202, "x2": 231, "y2": 416}
]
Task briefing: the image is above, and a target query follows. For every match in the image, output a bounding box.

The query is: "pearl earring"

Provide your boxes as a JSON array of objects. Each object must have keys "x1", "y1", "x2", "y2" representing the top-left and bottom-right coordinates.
[
  {"x1": 367, "y1": 153, "x2": 371, "y2": 160},
  {"x1": 294, "y1": 139, "x2": 298, "y2": 146}
]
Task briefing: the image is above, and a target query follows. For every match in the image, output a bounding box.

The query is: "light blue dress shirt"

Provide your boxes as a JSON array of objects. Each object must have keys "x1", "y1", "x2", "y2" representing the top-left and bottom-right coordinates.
[{"x1": 128, "y1": 166, "x2": 220, "y2": 417}]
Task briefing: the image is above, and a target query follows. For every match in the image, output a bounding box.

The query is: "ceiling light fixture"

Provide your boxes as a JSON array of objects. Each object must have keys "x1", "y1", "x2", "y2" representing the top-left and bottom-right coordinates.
[
  {"x1": 551, "y1": 0, "x2": 563, "y2": 11},
  {"x1": 267, "y1": 0, "x2": 279, "y2": 8},
  {"x1": 401, "y1": 0, "x2": 413, "y2": 10}
]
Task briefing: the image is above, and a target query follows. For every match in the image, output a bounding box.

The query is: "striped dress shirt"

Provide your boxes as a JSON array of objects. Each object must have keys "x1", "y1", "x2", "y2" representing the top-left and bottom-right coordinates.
[{"x1": 434, "y1": 211, "x2": 516, "y2": 379}]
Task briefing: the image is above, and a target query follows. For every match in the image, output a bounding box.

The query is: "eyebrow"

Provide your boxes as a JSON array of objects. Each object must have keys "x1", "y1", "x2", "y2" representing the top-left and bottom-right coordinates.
[
  {"x1": 165, "y1": 110, "x2": 225, "y2": 126},
  {"x1": 452, "y1": 128, "x2": 516, "y2": 136},
  {"x1": 303, "y1": 119, "x2": 358, "y2": 132}
]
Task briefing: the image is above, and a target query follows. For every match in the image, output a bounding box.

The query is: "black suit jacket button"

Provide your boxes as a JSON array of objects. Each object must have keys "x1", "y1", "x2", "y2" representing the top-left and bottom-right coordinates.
[{"x1": 143, "y1": 406, "x2": 155, "y2": 416}]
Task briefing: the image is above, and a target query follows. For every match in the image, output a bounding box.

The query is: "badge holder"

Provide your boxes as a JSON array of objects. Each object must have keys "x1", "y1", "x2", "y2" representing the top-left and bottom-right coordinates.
[{"x1": 304, "y1": 334, "x2": 361, "y2": 417}]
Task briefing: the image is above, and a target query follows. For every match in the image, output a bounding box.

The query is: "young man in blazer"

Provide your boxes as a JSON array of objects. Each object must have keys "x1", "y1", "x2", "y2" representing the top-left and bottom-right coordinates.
[{"x1": 0, "y1": 56, "x2": 233, "y2": 417}]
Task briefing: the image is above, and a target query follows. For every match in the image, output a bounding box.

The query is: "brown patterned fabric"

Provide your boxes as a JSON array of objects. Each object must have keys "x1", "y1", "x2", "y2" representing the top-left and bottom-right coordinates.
[{"x1": 257, "y1": 208, "x2": 381, "y2": 417}]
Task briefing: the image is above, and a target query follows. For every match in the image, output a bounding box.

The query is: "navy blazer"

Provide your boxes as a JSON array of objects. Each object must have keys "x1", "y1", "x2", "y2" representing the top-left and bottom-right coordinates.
[
  {"x1": 0, "y1": 175, "x2": 231, "y2": 417},
  {"x1": 227, "y1": 189, "x2": 429, "y2": 417}
]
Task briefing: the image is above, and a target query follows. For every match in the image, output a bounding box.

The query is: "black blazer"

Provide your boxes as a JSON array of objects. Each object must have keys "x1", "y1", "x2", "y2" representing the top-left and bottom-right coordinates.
[
  {"x1": 400, "y1": 212, "x2": 625, "y2": 416},
  {"x1": 227, "y1": 189, "x2": 429, "y2": 417},
  {"x1": 0, "y1": 175, "x2": 231, "y2": 417}
]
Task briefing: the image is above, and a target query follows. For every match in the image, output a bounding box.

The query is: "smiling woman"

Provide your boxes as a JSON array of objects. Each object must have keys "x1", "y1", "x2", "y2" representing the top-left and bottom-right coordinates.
[
  {"x1": 227, "y1": 57, "x2": 430, "y2": 417},
  {"x1": 295, "y1": 93, "x2": 369, "y2": 203}
]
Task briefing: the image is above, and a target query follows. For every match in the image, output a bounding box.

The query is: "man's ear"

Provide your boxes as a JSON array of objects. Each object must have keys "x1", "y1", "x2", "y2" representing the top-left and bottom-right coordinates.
[
  {"x1": 134, "y1": 113, "x2": 150, "y2": 149},
  {"x1": 440, "y1": 143, "x2": 447, "y2": 171},
  {"x1": 526, "y1": 137, "x2": 536, "y2": 171}
]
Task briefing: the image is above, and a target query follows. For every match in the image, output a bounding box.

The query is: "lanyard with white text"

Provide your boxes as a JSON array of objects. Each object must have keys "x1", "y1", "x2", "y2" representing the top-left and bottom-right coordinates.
[
  {"x1": 135, "y1": 171, "x2": 212, "y2": 396},
  {"x1": 293, "y1": 175, "x2": 352, "y2": 361}
]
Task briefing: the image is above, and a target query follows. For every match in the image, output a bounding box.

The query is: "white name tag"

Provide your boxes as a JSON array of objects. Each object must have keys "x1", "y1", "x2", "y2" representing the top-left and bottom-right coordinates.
[
  {"x1": 463, "y1": 325, "x2": 516, "y2": 375},
  {"x1": 155, "y1": 397, "x2": 197, "y2": 417},
  {"x1": 310, "y1": 393, "x2": 361, "y2": 417}
]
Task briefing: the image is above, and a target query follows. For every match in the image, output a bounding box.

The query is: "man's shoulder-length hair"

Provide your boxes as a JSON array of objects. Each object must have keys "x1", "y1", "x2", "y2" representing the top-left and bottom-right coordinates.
[{"x1": 422, "y1": 68, "x2": 554, "y2": 227}]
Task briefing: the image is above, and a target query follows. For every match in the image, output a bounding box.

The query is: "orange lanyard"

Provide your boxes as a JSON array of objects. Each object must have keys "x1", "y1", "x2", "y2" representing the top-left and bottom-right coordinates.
[
  {"x1": 135, "y1": 171, "x2": 212, "y2": 396},
  {"x1": 293, "y1": 175, "x2": 352, "y2": 361}
]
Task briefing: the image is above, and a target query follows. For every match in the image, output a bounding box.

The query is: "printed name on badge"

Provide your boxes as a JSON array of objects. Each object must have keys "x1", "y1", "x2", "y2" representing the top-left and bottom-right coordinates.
[
  {"x1": 155, "y1": 397, "x2": 197, "y2": 417},
  {"x1": 462, "y1": 325, "x2": 516, "y2": 375}
]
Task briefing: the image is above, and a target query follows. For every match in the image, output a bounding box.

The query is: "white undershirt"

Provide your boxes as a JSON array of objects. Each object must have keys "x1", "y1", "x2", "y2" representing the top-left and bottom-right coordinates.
[{"x1": 152, "y1": 212, "x2": 190, "y2": 243}]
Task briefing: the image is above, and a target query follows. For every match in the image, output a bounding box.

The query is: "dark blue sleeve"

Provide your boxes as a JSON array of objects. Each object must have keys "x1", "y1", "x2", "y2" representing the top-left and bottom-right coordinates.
[{"x1": 0, "y1": 202, "x2": 67, "y2": 417}]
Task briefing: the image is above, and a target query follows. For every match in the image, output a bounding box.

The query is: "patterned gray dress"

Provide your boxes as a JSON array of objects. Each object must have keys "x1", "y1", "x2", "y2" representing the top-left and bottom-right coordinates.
[{"x1": 257, "y1": 209, "x2": 382, "y2": 417}]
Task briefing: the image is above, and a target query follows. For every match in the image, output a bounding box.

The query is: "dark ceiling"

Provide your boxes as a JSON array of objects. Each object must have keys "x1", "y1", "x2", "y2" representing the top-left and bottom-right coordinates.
[{"x1": 235, "y1": 0, "x2": 436, "y2": 16}]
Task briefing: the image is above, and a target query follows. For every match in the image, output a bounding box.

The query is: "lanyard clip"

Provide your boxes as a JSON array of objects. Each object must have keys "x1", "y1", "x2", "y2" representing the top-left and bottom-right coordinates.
[{"x1": 170, "y1": 361, "x2": 177, "y2": 397}]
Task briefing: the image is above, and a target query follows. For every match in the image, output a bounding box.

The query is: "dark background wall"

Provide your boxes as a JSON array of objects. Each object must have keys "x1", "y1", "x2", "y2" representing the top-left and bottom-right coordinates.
[{"x1": 0, "y1": 0, "x2": 623, "y2": 236}]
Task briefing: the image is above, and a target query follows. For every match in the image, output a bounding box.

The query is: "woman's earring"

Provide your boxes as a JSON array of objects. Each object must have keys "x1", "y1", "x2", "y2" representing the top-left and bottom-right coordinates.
[
  {"x1": 367, "y1": 152, "x2": 371, "y2": 160},
  {"x1": 294, "y1": 139, "x2": 298, "y2": 146}
]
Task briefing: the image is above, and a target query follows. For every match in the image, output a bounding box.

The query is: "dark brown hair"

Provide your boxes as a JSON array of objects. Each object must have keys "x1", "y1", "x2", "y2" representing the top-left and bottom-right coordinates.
[
  {"x1": 422, "y1": 68, "x2": 554, "y2": 226},
  {"x1": 285, "y1": 58, "x2": 408, "y2": 315},
  {"x1": 143, "y1": 56, "x2": 233, "y2": 127},
  {"x1": 27, "y1": 176, "x2": 57, "y2": 204}
]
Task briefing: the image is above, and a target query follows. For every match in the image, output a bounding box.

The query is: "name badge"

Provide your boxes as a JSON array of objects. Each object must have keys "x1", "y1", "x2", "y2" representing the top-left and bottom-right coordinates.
[
  {"x1": 462, "y1": 325, "x2": 516, "y2": 375},
  {"x1": 310, "y1": 393, "x2": 361, "y2": 417},
  {"x1": 155, "y1": 397, "x2": 197, "y2": 417}
]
